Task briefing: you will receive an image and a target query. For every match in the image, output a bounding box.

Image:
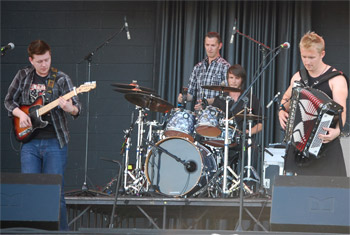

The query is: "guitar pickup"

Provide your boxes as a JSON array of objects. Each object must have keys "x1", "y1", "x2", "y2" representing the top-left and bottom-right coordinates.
[{"x1": 19, "y1": 128, "x2": 33, "y2": 137}]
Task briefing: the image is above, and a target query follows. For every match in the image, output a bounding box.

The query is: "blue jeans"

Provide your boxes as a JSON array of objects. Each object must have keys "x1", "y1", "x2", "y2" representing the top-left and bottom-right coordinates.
[{"x1": 21, "y1": 138, "x2": 69, "y2": 231}]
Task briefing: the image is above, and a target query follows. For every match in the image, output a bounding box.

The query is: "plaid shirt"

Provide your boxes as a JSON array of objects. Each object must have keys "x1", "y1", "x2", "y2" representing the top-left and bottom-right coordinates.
[
  {"x1": 4, "y1": 66, "x2": 81, "y2": 148},
  {"x1": 187, "y1": 56, "x2": 230, "y2": 100}
]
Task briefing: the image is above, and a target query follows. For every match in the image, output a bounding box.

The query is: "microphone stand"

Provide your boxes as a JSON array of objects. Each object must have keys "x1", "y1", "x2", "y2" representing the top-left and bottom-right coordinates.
[
  {"x1": 235, "y1": 29, "x2": 271, "y2": 190},
  {"x1": 73, "y1": 24, "x2": 126, "y2": 195},
  {"x1": 147, "y1": 141, "x2": 196, "y2": 172},
  {"x1": 232, "y1": 46, "x2": 284, "y2": 232}
]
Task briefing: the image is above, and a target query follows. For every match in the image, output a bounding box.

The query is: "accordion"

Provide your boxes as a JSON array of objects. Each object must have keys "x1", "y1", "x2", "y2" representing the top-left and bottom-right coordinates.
[{"x1": 284, "y1": 83, "x2": 343, "y2": 158}]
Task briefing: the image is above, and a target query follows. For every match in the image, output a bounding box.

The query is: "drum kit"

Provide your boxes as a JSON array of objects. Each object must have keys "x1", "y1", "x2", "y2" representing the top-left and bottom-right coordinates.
[{"x1": 112, "y1": 81, "x2": 262, "y2": 198}]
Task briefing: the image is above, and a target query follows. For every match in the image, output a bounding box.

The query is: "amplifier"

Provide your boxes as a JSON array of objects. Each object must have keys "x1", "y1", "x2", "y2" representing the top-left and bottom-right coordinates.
[{"x1": 263, "y1": 147, "x2": 285, "y2": 194}]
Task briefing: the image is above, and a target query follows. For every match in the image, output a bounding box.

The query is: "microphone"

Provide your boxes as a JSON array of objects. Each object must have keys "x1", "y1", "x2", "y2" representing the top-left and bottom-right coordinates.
[
  {"x1": 1, "y1": 42, "x2": 15, "y2": 54},
  {"x1": 124, "y1": 16, "x2": 131, "y2": 40},
  {"x1": 280, "y1": 42, "x2": 290, "y2": 49},
  {"x1": 266, "y1": 92, "x2": 280, "y2": 108},
  {"x1": 185, "y1": 160, "x2": 197, "y2": 173},
  {"x1": 229, "y1": 19, "x2": 237, "y2": 44}
]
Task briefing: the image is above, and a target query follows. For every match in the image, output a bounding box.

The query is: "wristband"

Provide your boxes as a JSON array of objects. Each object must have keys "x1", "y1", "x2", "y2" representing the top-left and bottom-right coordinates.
[{"x1": 279, "y1": 104, "x2": 286, "y2": 111}]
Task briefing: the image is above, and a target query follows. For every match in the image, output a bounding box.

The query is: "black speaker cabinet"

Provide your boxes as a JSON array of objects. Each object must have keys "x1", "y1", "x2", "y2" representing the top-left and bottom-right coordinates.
[
  {"x1": 270, "y1": 175, "x2": 350, "y2": 234},
  {"x1": 0, "y1": 173, "x2": 62, "y2": 230}
]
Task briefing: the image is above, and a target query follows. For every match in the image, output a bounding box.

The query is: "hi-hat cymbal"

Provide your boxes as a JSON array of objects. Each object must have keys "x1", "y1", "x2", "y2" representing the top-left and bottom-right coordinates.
[
  {"x1": 202, "y1": 85, "x2": 242, "y2": 93},
  {"x1": 235, "y1": 113, "x2": 265, "y2": 121},
  {"x1": 113, "y1": 87, "x2": 154, "y2": 95},
  {"x1": 125, "y1": 93, "x2": 173, "y2": 113},
  {"x1": 111, "y1": 82, "x2": 155, "y2": 93}
]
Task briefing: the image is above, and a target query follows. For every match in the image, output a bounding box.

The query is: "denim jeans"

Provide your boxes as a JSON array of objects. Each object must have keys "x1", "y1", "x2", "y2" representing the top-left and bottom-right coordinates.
[{"x1": 21, "y1": 138, "x2": 69, "y2": 231}]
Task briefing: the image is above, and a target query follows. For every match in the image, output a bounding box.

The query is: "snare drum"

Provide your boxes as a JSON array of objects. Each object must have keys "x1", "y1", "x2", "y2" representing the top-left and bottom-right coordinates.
[
  {"x1": 145, "y1": 137, "x2": 217, "y2": 197},
  {"x1": 164, "y1": 108, "x2": 195, "y2": 142},
  {"x1": 202, "y1": 127, "x2": 241, "y2": 148},
  {"x1": 195, "y1": 106, "x2": 223, "y2": 137}
]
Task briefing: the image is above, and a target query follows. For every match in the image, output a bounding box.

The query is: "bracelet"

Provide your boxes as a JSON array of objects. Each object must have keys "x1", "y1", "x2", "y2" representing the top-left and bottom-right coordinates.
[{"x1": 279, "y1": 104, "x2": 286, "y2": 111}]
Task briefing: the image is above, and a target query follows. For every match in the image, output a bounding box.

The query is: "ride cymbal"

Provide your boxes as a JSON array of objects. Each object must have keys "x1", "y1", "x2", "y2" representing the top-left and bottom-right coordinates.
[
  {"x1": 124, "y1": 93, "x2": 173, "y2": 113},
  {"x1": 202, "y1": 85, "x2": 242, "y2": 93},
  {"x1": 113, "y1": 87, "x2": 153, "y2": 95},
  {"x1": 235, "y1": 113, "x2": 265, "y2": 121},
  {"x1": 111, "y1": 82, "x2": 155, "y2": 93}
]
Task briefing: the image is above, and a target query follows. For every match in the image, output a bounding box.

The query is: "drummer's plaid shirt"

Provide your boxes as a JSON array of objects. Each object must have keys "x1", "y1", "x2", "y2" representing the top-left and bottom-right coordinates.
[{"x1": 187, "y1": 56, "x2": 230, "y2": 100}]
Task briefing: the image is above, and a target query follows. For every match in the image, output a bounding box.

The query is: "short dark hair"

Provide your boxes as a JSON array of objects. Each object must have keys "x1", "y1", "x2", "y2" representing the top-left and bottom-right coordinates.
[
  {"x1": 227, "y1": 64, "x2": 247, "y2": 88},
  {"x1": 27, "y1": 40, "x2": 51, "y2": 58},
  {"x1": 205, "y1": 32, "x2": 222, "y2": 44}
]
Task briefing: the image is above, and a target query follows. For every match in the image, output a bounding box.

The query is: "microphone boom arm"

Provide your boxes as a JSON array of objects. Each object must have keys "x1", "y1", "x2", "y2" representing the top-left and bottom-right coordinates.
[{"x1": 78, "y1": 24, "x2": 124, "y2": 64}]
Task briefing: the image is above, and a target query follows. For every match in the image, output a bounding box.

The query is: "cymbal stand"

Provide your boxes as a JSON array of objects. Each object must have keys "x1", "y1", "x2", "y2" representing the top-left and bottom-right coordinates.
[
  {"x1": 122, "y1": 117, "x2": 133, "y2": 192},
  {"x1": 222, "y1": 95, "x2": 252, "y2": 196},
  {"x1": 244, "y1": 117, "x2": 260, "y2": 184},
  {"x1": 124, "y1": 106, "x2": 147, "y2": 195},
  {"x1": 135, "y1": 106, "x2": 145, "y2": 170}
]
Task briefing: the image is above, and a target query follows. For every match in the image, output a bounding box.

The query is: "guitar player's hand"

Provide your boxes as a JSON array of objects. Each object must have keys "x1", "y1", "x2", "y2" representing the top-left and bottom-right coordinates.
[
  {"x1": 13, "y1": 107, "x2": 32, "y2": 128},
  {"x1": 59, "y1": 97, "x2": 77, "y2": 115}
]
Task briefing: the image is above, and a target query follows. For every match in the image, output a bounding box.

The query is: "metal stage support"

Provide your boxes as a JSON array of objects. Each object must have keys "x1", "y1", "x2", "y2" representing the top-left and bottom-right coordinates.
[{"x1": 66, "y1": 196, "x2": 271, "y2": 231}]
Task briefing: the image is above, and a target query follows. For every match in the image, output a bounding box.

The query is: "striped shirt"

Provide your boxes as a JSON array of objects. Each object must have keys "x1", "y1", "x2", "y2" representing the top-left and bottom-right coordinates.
[
  {"x1": 187, "y1": 56, "x2": 230, "y2": 100},
  {"x1": 4, "y1": 66, "x2": 81, "y2": 148}
]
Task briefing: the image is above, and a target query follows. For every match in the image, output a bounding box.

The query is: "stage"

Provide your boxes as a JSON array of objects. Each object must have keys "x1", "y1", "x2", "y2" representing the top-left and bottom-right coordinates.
[{"x1": 66, "y1": 195, "x2": 271, "y2": 231}]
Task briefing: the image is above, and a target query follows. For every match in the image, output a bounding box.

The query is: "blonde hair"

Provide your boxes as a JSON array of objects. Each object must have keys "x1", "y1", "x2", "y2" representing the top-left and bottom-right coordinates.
[{"x1": 299, "y1": 31, "x2": 325, "y2": 53}]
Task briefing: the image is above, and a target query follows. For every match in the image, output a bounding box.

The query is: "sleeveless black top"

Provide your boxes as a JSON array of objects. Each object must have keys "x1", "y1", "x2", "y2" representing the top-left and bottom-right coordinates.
[{"x1": 304, "y1": 66, "x2": 334, "y2": 98}]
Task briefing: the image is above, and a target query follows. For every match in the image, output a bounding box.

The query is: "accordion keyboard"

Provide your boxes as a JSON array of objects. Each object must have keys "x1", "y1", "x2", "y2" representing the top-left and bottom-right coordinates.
[{"x1": 308, "y1": 113, "x2": 333, "y2": 156}]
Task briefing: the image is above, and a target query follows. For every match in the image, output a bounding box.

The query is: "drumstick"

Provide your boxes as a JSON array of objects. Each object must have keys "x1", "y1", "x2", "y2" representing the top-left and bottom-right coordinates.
[
  {"x1": 228, "y1": 108, "x2": 245, "y2": 120},
  {"x1": 229, "y1": 125, "x2": 242, "y2": 134}
]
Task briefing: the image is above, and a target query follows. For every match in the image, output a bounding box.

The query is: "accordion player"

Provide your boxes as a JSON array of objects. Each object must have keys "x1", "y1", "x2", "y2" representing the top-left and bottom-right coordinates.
[{"x1": 284, "y1": 81, "x2": 343, "y2": 159}]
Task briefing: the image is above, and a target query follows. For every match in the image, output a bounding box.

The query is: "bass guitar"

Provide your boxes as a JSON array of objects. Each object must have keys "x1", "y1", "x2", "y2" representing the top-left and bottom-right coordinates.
[{"x1": 13, "y1": 82, "x2": 96, "y2": 142}]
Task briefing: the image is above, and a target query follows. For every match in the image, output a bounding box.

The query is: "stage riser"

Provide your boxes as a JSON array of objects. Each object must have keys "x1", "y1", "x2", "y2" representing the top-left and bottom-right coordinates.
[{"x1": 67, "y1": 203, "x2": 271, "y2": 231}]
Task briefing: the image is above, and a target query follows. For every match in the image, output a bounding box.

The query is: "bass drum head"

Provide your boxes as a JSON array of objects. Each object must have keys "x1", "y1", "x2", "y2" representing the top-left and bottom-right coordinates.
[{"x1": 145, "y1": 137, "x2": 215, "y2": 197}]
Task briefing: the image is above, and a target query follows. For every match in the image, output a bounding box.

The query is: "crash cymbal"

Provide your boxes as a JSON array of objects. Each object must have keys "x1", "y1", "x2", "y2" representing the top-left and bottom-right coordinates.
[
  {"x1": 111, "y1": 82, "x2": 154, "y2": 93},
  {"x1": 202, "y1": 85, "x2": 242, "y2": 93},
  {"x1": 235, "y1": 113, "x2": 265, "y2": 121},
  {"x1": 125, "y1": 93, "x2": 173, "y2": 113},
  {"x1": 113, "y1": 87, "x2": 153, "y2": 94}
]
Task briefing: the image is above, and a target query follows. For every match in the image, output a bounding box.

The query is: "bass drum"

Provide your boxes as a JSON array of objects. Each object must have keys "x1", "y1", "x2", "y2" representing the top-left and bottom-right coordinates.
[{"x1": 145, "y1": 137, "x2": 217, "y2": 197}]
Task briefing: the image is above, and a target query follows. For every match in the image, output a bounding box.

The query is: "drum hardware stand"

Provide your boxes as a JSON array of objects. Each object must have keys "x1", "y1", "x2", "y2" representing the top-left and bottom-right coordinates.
[
  {"x1": 121, "y1": 112, "x2": 134, "y2": 192},
  {"x1": 222, "y1": 95, "x2": 231, "y2": 195},
  {"x1": 123, "y1": 106, "x2": 148, "y2": 195},
  {"x1": 243, "y1": 118, "x2": 260, "y2": 185},
  {"x1": 146, "y1": 141, "x2": 196, "y2": 172}
]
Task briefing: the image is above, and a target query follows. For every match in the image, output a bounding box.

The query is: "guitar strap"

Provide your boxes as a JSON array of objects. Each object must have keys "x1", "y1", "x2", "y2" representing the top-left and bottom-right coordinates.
[{"x1": 44, "y1": 67, "x2": 58, "y2": 103}]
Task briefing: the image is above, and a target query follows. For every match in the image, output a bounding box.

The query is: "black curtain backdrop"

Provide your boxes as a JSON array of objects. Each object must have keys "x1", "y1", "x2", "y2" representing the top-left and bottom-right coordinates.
[
  {"x1": 154, "y1": 1, "x2": 312, "y2": 152},
  {"x1": 1, "y1": 1, "x2": 348, "y2": 190}
]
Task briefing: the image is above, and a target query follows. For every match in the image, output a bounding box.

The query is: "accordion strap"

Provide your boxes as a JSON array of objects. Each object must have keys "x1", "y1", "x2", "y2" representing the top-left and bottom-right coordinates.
[{"x1": 299, "y1": 67, "x2": 343, "y2": 88}]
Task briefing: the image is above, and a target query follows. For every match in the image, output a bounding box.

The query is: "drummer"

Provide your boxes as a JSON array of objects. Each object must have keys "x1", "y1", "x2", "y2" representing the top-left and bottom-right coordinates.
[
  {"x1": 177, "y1": 32, "x2": 230, "y2": 108},
  {"x1": 198, "y1": 64, "x2": 263, "y2": 177},
  {"x1": 196, "y1": 64, "x2": 263, "y2": 136}
]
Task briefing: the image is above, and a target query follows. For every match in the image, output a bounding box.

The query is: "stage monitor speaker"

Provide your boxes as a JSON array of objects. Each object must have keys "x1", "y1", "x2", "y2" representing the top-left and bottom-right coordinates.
[
  {"x1": 270, "y1": 175, "x2": 350, "y2": 234},
  {"x1": 0, "y1": 173, "x2": 62, "y2": 230}
]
